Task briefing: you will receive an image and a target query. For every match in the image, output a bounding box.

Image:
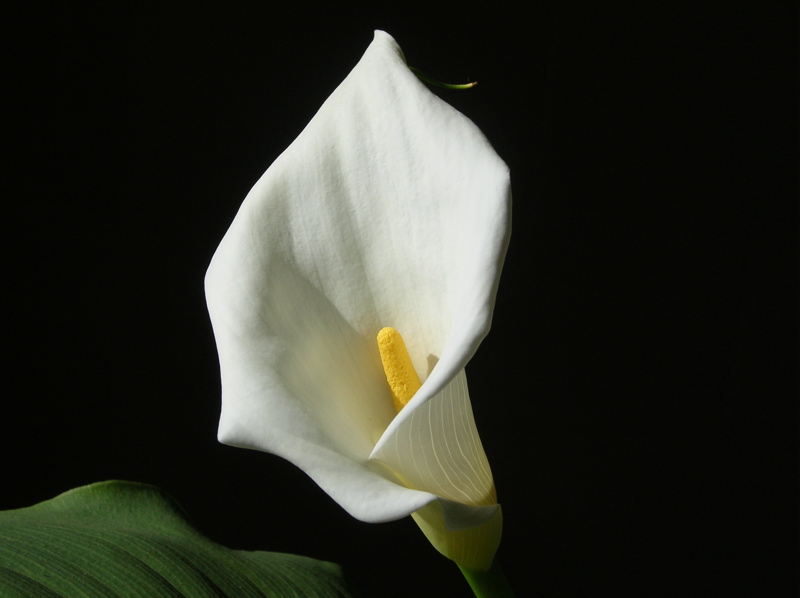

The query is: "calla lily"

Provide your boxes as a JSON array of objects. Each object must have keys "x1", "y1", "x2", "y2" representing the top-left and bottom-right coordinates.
[{"x1": 206, "y1": 31, "x2": 511, "y2": 572}]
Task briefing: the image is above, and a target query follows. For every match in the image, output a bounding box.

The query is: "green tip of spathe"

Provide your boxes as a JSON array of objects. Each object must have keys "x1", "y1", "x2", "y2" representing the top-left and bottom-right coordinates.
[{"x1": 409, "y1": 66, "x2": 478, "y2": 90}]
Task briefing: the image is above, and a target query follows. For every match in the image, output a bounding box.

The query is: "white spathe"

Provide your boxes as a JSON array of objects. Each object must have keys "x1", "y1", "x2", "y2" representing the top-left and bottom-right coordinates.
[{"x1": 206, "y1": 31, "x2": 511, "y2": 571}]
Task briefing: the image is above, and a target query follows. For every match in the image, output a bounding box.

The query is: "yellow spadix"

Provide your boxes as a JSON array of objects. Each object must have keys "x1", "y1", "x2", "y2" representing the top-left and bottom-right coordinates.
[{"x1": 376, "y1": 327, "x2": 421, "y2": 412}]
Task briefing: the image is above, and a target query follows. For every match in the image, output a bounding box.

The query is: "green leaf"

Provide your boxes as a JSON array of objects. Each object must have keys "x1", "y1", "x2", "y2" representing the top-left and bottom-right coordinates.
[{"x1": 0, "y1": 480, "x2": 355, "y2": 597}]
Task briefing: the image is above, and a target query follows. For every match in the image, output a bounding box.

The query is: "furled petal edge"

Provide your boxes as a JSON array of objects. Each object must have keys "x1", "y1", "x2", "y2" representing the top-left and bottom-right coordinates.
[{"x1": 370, "y1": 368, "x2": 502, "y2": 570}]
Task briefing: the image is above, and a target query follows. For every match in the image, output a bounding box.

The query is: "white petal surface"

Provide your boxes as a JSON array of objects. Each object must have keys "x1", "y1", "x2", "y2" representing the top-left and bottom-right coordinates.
[
  {"x1": 370, "y1": 369, "x2": 496, "y2": 510},
  {"x1": 206, "y1": 31, "x2": 510, "y2": 528}
]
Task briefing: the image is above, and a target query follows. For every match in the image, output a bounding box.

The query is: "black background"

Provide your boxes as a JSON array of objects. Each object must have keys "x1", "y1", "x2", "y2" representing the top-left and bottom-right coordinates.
[{"x1": 5, "y1": 2, "x2": 797, "y2": 596}]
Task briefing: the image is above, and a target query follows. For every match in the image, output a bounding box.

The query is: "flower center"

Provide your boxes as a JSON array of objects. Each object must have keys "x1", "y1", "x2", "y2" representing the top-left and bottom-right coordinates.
[{"x1": 377, "y1": 327, "x2": 421, "y2": 412}]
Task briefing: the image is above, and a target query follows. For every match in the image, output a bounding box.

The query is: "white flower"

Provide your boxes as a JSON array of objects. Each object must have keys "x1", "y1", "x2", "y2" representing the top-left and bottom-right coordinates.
[{"x1": 206, "y1": 31, "x2": 511, "y2": 571}]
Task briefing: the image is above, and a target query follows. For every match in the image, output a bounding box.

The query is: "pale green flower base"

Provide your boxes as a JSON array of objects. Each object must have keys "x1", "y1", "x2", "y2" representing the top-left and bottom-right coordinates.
[
  {"x1": 459, "y1": 561, "x2": 517, "y2": 598},
  {"x1": 411, "y1": 501, "x2": 502, "y2": 572}
]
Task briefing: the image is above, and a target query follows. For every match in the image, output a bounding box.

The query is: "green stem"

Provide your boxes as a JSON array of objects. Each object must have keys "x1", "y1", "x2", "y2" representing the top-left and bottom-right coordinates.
[
  {"x1": 458, "y1": 560, "x2": 517, "y2": 598},
  {"x1": 409, "y1": 66, "x2": 477, "y2": 90}
]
